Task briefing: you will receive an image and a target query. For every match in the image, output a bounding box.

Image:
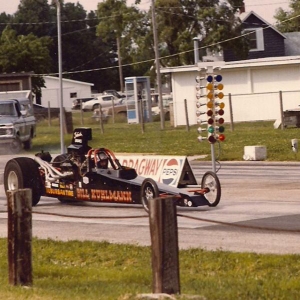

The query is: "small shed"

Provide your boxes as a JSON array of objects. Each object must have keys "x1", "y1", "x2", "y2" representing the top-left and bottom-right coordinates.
[{"x1": 41, "y1": 76, "x2": 94, "y2": 109}]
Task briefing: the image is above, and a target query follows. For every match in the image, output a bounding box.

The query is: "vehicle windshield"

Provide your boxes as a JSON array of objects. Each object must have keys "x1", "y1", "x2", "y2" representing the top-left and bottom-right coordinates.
[{"x1": 0, "y1": 103, "x2": 16, "y2": 116}]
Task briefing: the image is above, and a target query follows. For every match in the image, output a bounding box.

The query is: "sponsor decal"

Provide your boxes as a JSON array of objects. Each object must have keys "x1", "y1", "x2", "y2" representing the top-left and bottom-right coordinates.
[
  {"x1": 45, "y1": 182, "x2": 51, "y2": 188},
  {"x1": 76, "y1": 188, "x2": 132, "y2": 202},
  {"x1": 66, "y1": 184, "x2": 73, "y2": 190},
  {"x1": 83, "y1": 177, "x2": 89, "y2": 184},
  {"x1": 46, "y1": 188, "x2": 74, "y2": 197},
  {"x1": 160, "y1": 158, "x2": 180, "y2": 185},
  {"x1": 118, "y1": 155, "x2": 186, "y2": 187},
  {"x1": 121, "y1": 157, "x2": 167, "y2": 176},
  {"x1": 76, "y1": 188, "x2": 89, "y2": 200},
  {"x1": 74, "y1": 131, "x2": 83, "y2": 144}
]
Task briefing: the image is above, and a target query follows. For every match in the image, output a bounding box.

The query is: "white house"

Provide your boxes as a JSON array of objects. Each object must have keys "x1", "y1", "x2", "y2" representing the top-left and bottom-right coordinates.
[
  {"x1": 161, "y1": 56, "x2": 300, "y2": 127},
  {"x1": 41, "y1": 76, "x2": 94, "y2": 109}
]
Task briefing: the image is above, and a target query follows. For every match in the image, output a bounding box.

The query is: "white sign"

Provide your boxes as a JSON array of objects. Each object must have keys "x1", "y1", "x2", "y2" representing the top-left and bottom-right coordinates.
[{"x1": 117, "y1": 155, "x2": 197, "y2": 187}]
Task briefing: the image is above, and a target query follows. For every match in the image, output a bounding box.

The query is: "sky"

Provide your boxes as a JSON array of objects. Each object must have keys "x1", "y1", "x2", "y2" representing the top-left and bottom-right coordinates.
[{"x1": 0, "y1": 0, "x2": 291, "y2": 25}]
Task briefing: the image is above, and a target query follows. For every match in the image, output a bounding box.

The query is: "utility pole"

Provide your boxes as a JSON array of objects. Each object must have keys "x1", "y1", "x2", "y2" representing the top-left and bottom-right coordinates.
[
  {"x1": 116, "y1": 36, "x2": 124, "y2": 93},
  {"x1": 53, "y1": 0, "x2": 65, "y2": 154},
  {"x1": 151, "y1": 0, "x2": 165, "y2": 130}
]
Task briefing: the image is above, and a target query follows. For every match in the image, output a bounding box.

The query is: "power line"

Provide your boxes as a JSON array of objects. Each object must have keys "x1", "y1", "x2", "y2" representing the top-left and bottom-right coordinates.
[
  {"x1": 38, "y1": 12, "x2": 300, "y2": 77},
  {"x1": 0, "y1": 13, "x2": 132, "y2": 26}
]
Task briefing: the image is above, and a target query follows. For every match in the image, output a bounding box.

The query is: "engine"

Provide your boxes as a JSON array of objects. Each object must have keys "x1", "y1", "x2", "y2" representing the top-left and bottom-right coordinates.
[{"x1": 34, "y1": 127, "x2": 93, "y2": 182}]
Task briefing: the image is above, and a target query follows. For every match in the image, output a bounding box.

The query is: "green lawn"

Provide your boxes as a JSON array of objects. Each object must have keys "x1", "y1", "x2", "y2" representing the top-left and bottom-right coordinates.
[
  {"x1": 1, "y1": 239, "x2": 300, "y2": 299},
  {"x1": 31, "y1": 113, "x2": 300, "y2": 162}
]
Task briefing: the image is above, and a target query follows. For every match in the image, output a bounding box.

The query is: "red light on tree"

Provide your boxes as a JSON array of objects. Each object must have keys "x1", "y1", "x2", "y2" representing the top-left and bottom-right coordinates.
[
  {"x1": 207, "y1": 110, "x2": 213, "y2": 117},
  {"x1": 208, "y1": 135, "x2": 216, "y2": 143},
  {"x1": 218, "y1": 118, "x2": 224, "y2": 124},
  {"x1": 218, "y1": 109, "x2": 224, "y2": 116},
  {"x1": 218, "y1": 134, "x2": 225, "y2": 141}
]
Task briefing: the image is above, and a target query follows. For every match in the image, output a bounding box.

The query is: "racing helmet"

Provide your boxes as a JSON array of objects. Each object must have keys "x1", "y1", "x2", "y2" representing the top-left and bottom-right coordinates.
[{"x1": 97, "y1": 151, "x2": 109, "y2": 169}]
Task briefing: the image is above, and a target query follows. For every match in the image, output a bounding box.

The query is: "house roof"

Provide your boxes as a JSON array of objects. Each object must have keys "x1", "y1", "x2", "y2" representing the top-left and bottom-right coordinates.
[
  {"x1": 43, "y1": 76, "x2": 94, "y2": 87},
  {"x1": 240, "y1": 10, "x2": 285, "y2": 39},
  {"x1": 0, "y1": 90, "x2": 31, "y2": 99},
  {"x1": 0, "y1": 72, "x2": 34, "y2": 78},
  {"x1": 161, "y1": 55, "x2": 300, "y2": 74}
]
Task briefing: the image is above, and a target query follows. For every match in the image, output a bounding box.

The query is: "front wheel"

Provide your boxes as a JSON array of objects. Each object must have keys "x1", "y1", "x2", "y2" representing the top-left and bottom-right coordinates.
[
  {"x1": 23, "y1": 137, "x2": 32, "y2": 150},
  {"x1": 4, "y1": 157, "x2": 43, "y2": 206},
  {"x1": 140, "y1": 178, "x2": 159, "y2": 212},
  {"x1": 10, "y1": 136, "x2": 22, "y2": 153},
  {"x1": 201, "y1": 171, "x2": 221, "y2": 207},
  {"x1": 93, "y1": 104, "x2": 100, "y2": 110}
]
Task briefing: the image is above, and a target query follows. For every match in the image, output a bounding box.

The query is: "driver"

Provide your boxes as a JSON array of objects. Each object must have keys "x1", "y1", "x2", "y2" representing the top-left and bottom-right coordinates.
[{"x1": 97, "y1": 151, "x2": 109, "y2": 169}]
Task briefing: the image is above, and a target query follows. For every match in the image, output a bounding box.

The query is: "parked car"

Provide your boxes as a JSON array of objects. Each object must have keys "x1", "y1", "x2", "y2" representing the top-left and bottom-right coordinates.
[
  {"x1": 151, "y1": 94, "x2": 173, "y2": 121},
  {"x1": 72, "y1": 97, "x2": 95, "y2": 110},
  {"x1": 0, "y1": 98, "x2": 36, "y2": 153},
  {"x1": 103, "y1": 90, "x2": 125, "y2": 99},
  {"x1": 33, "y1": 104, "x2": 60, "y2": 121},
  {"x1": 100, "y1": 98, "x2": 135, "y2": 120},
  {"x1": 82, "y1": 95, "x2": 120, "y2": 111}
]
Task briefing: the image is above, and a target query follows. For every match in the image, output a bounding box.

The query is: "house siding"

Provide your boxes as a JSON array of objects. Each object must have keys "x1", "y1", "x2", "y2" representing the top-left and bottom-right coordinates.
[
  {"x1": 224, "y1": 14, "x2": 285, "y2": 61},
  {"x1": 161, "y1": 57, "x2": 300, "y2": 126},
  {"x1": 41, "y1": 76, "x2": 93, "y2": 109}
]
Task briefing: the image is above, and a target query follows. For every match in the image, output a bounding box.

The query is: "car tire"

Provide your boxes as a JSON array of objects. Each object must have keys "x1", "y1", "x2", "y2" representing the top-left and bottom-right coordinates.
[
  {"x1": 4, "y1": 157, "x2": 43, "y2": 206},
  {"x1": 23, "y1": 137, "x2": 32, "y2": 150},
  {"x1": 93, "y1": 104, "x2": 100, "y2": 110},
  {"x1": 140, "y1": 178, "x2": 159, "y2": 213},
  {"x1": 10, "y1": 136, "x2": 22, "y2": 153}
]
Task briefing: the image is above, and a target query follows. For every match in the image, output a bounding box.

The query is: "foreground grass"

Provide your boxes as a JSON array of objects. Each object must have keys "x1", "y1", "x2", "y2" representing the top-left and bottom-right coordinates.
[
  {"x1": 30, "y1": 114, "x2": 300, "y2": 161},
  {"x1": 0, "y1": 238, "x2": 300, "y2": 299}
]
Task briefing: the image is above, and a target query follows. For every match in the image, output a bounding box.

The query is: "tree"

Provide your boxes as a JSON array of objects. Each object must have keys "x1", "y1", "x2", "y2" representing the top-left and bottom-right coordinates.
[
  {"x1": 96, "y1": 0, "x2": 145, "y2": 92},
  {"x1": 153, "y1": 0, "x2": 247, "y2": 67},
  {"x1": 0, "y1": 27, "x2": 52, "y2": 98},
  {"x1": 13, "y1": 0, "x2": 55, "y2": 37},
  {"x1": 275, "y1": 0, "x2": 300, "y2": 32},
  {"x1": 0, "y1": 13, "x2": 14, "y2": 35}
]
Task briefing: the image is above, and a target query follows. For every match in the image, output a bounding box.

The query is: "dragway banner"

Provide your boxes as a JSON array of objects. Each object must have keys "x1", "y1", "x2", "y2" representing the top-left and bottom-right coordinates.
[{"x1": 117, "y1": 155, "x2": 198, "y2": 187}]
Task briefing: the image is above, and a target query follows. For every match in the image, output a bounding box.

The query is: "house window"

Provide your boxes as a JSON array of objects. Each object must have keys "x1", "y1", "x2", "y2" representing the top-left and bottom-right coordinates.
[
  {"x1": 0, "y1": 81, "x2": 22, "y2": 92},
  {"x1": 70, "y1": 92, "x2": 77, "y2": 98},
  {"x1": 244, "y1": 28, "x2": 264, "y2": 51}
]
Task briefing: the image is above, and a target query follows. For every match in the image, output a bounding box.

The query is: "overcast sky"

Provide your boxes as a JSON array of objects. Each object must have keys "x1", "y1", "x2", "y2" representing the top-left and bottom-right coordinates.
[{"x1": 1, "y1": 0, "x2": 291, "y2": 24}]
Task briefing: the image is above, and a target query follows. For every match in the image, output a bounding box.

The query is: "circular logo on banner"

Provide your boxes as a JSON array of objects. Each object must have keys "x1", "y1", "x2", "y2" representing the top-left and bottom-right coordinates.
[{"x1": 161, "y1": 158, "x2": 180, "y2": 185}]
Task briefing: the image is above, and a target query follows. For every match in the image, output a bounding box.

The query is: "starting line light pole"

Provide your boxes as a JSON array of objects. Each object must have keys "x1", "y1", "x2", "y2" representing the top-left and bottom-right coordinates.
[{"x1": 196, "y1": 65, "x2": 225, "y2": 173}]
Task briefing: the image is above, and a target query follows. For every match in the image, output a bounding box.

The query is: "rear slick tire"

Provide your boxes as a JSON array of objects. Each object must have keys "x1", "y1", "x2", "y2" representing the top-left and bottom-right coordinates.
[{"x1": 4, "y1": 157, "x2": 43, "y2": 206}]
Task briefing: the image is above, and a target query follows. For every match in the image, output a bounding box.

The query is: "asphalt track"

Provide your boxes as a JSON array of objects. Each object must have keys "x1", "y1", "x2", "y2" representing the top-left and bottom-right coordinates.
[{"x1": 0, "y1": 155, "x2": 299, "y2": 254}]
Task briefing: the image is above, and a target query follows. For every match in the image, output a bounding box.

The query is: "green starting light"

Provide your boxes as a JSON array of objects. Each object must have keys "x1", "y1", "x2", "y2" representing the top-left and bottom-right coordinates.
[{"x1": 208, "y1": 126, "x2": 214, "y2": 133}]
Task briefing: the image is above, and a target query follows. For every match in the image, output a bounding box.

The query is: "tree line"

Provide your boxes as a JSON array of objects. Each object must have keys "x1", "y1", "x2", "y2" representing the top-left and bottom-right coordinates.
[{"x1": 0, "y1": 0, "x2": 295, "y2": 100}]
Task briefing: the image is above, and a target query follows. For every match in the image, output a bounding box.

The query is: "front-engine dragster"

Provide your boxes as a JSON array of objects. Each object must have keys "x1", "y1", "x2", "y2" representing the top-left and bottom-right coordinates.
[{"x1": 4, "y1": 127, "x2": 221, "y2": 211}]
